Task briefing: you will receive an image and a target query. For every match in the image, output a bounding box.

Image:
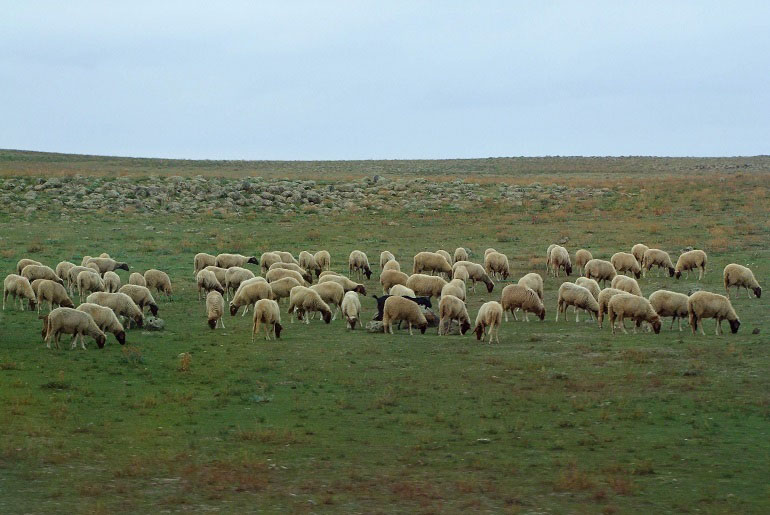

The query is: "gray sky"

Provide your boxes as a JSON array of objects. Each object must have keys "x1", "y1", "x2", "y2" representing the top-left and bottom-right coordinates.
[{"x1": 2, "y1": 1, "x2": 769, "y2": 159}]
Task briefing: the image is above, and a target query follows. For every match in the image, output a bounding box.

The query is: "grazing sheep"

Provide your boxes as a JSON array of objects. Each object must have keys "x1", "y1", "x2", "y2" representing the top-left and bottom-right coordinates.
[
  {"x1": 389, "y1": 284, "x2": 417, "y2": 297},
  {"x1": 99, "y1": 253, "x2": 111, "y2": 258},
  {"x1": 16, "y1": 258, "x2": 42, "y2": 275},
  {"x1": 144, "y1": 269, "x2": 173, "y2": 299},
  {"x1": 548, "y1": 246, "x2": 572, "y2": 277},
  {"x1": 118, "y1": 285, "x2": 159, "y2": 317},
  {"x1": 473, "y1": 301, "x2": 503, "y2": 343},
  {"x1": 196, "y1": 270, "x2": 224, "y2": 300},
  {"x1": 348, "y1": 250, "x2": 373, "y2": 280},
  {"x1": 260, "y1": 252, "x2": 282, "y2": 275},
  {"x1": 517, "y1": 273, "x2": 544, "y2": 301},
  {"x1": 80, "y1": 256, "x2": 92, "y2": 266},
  {"x1": 265, "y1": 268, "x2": 307, "y2": 289},
  {"x1": 206, "y1": 291, "x2": 226, "y2": 329},
  {"x1": 36, "y1": 280, "x2": 74, "y2": 313},
  {"x1": 608, "y1": 293, "x2": 662, "y2": 335},
  {"x1": 203, "y1": 266, "x2": 228, "y2": 289},
  {"x1": 452, "y1": 265, "x2": 469, "y2": 284},
  {"x1": 268, "y1": 277, "x2": 303, "y2": 302},
  {"x1": 382, "y1": 295, "x2": 428, "y2": 335},
  {"x1": 194, "y1": 252, "x2": 217, "y2": 276},
  {"x1": 675, "y1": 249, "x2": 708, "y2": 280},
  {"x1": 436, "y1": 250, "x2": 453, "y2": 265},
  {"x1": 319, "y1": 270, "x2": 340, "y2": 278},
  {"x1": 556, "y1": 283, "x2": 599, "y2": 322},
  {"x1": 484, "y1": 248, "x2": 497, "y2": 258},
  {"x1": 288, "y1": 286, "x2": 332, "y2": 324},
  {"x1": 77, "y1": 270, "x2": 105, "y2": 302},
  {"x1": 413, "y1": 251, "x2": 452, "y2": 277},
  {"x1": 501, "y1": 284, "x2": 545, "y2": 322},
  {"x1": 372, "y1": 294, "x2": 431, "y2": 322},
  {"x1": 252, "y1": 299, "x2": 283, "y2": 341},
  {"x1": 574, "y1": 249, "x2": 593, "y2": 276},
  {"x1": 76, "y1": 303, "x2": 126, "y2": 345},
  {"x1": 723, "y1": 263, "x2": 762, "y2": 299},
  {"x1": 611, "y1": 275, "x2": 643, "y2": 297},
  {"x1": 318, "y1": 274, "x2": 367, "y2": 295},
  {"x1": 631, "y1": 244, "x2": 649, "y2": 268},
  {"x1": 379, "y1": 251, "x2": 396, "y2": 271},
  {"x1": 40, "y1": 307, "x2": 106, "y2": 350},
  {"x1": 269, "y1": 262, "x2": 313, "y2": 284},
  {"x1": 438, "y1": 294, "x2": 471, "y2": 335},
  {"x1": 128, "y1": 272, "x2": 146, "y2": 286},
  {"x1": 86, "y1": 257, "x2": 129, "y2": 274},
  {"x1": 21, "y1": 264, "x2": 64, "y2": 285},
  {"x1": 86, "y1": 262, "x2": 101, "y2": 274},
  {"x1": 688, "y1": 291, "x2": 740, "y2": 335},
  {"x1": 441, "y1": 278, "x2": 467, "y2": 302},
  {"x1": 310, "y1": 281, "x2": 345, "y2": 320},
  {"x1": 382, "y1": 260, "x2": 401, "y2": 273},
  {"x1": 597, "y1": 288, "x2": 629, "y2": 329},
  {"x1": 584, "y1": 259, "x2": 617, "y2": 287},
  {"x1": 454, "y1": 247, "x2": 468, "y2": 264},
  {"x1": 215, "y1": 253, "x2": 259, "y2": 269},
  {"x1": 55, "y1": 261, "x2": 76, "y2": 287},
  {"x1": 225, "y1": 267, "x2": 257, "y2": 300},
  {"x1": 642, "y1": 249, "x2": 675, "y2": 278},
  {"x1": 380, "y1": 269, "x2": 409, "y2": 294},
  {"x1": 314, "y1": 250, "x2": 331, "y2": 271},
  {"x1": 575, "y1": 277, "x2": 601, "y2": 300},
  {"x1": 30, "y1": 279, "x2": 46, "y2": 298},
  {"x1": 452, "y1": 261, "x2": 495, "y2": 293},
  {"x1": 341, "y1": 290, "x2": 362, "y2": 330},
  {"x1": 67, "y1": 266, "x2": 97, "y2": 293},
  {"x1": 611, "y1": 252, "x2": 642, "y2": 279},
  {"x1": 649, "y1": 290, "x2": 690, "y2": 331},
  {"x1": 274, "y1": 251, "x2": 299, "y2": 265},
  {"x1": 3, "y1": 274, "x2": 36, "y2": 311},
  {"x1": 299, "y1": 251, "x2": 322, "y2": 278},
  {"x1": 406, "y1": 274, "x2": 448, "y2": 299},
  {"x1": 545, "y1": 244, "x2": 557, "y2": 274},
  {"x1": 103, "y1": 271, "x2": 121, "y2": 293},
  {"x1": 484, "y1": 252, "x2": 510, "y2": 280},
  {"x1": 229, "y1": 280, "x2": 273, "y2": 317},
  {"x1": 86, "y1": 292, "x2": 144, "y2": 328}
]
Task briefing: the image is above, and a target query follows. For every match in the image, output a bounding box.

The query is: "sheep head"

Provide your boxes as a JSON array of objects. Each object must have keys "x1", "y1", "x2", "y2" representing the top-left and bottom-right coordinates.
[
  {"x1": 229, "y1": 303, "x2": 239, "y2": 316},
  {"x1": 753, "y1": 286, "x2": 762, "y2": 298},
  {"x1": 538, "y1": 307, "x2": 546, "y2": 321},
  {"x1": 208, "y1": 318, "x2": 217, "y2": 329},
  {"x1": 674, "y1": 271, "x2": 682, "y2": 279},
  {"x1": 565, "y1": 264, "x2": 573, "y2": 276},
  {"x1": 667, "y1": 267, "x2": 675, "y2": 277},
  {"x1": 348, "y1": 317, "x2": 358, "y2": 330},
  {"x1": 96, "y1": 334, "x2": 106, "y2": 348},
  {"x1": 474, "y1": 324, "x2": 484, "y2": 340},
  {"x1": 214, "y1": 284, "x2": 224, "y2": 294},
  {"x1": 459, "y1": 320, "x2": 471, "y2": 335},
  {"x1": 61, "y1": 298, "x2": 75, "y2": 308},
  {"x1": 118, "y1": 263, "x2": 130, "y2": 271},
  {"x1": 354, "y1": 285, "x2": 367, "y2": 295},
  {"x1": 485, "y1": 281, "x2": 494, "y2": 293},
  {"x1": 364, "y1": 267, "x2": 372, "y2": 280},
  {"x1": 149, "y1": 303, "x2": 159, "y2": 317},
  {"x1": 248, "y1": 256, "x2": 259, "y2": 265},
  {"x1": 39, "y1": 315, "x2": 49, "y2": 340},
  {"x1": 116, "y1": 330, "x2": 126, "y2": 345},
  {"x1": 322, "y1": 310, "x2": 332, "y2": 324},
  {"x1": 418, "y1": 322, "x2": 427, "y2": 334},
  {"x1": 274, "y1": 322, "x2": 283, "y2": 338},
  {"x1": 651, "y1": 318, "x2": 662, "y2": 334},
  {"x1": 729, "y1": 319, "x2": 741, "y2": 334},
  {"x1": 134, "y1": 315, "x2": 144, "y2": 328}
]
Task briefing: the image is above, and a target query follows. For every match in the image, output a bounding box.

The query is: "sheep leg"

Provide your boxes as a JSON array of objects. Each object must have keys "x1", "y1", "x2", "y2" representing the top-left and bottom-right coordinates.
[
  {"x1": 670, "y1": 317, "x2": 676, "y2": 331},
  {"x1": 524, "y1": 312, "x2": 530, "y2": 322},
  {"x1": 332, "y1": 305, "x2": 339, "y2": 321},
  {"x1": 575, "y1": 307, "x2": 579, "y2": 323},
  {"x1": 70, "y1": 333, "x2": 79, "y2": 350},
  {"x1": 80, "y1": 332, "x2": 87, "y2": 350},
  {"x1": 220, "y1": 317, "x2": 225, "y2": 329},
  {"x1": 678, "y1": 317, "x2": 682, "y2": 331},
  {"x1": 252, "y1": 320, "x2": 259, "y2": 342},
  {"x1": 620, "y1": 315, "x2": 629, "y2": 334},
  {"x1": 513, "y1": 309, "x2": 519, "y2": 321},
  {"x1": 699, "y1": 318, "x2": 706, "y2": 336},
  {"x1": 408, "y1": 322, "x2": 413, "y2": 336},
  {"x1": 504, "y1": 310, "x2": 508, "y2": 322},
  {"x1": 2, "y1": 290, "x2": 6, "y2": 310},
  {"x1": 716, "y1": 318, "x2": 722, "y2": 336}
]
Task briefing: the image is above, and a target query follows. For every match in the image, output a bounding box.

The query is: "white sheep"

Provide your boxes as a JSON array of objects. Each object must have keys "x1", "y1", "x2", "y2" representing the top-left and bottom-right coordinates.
[
  {"x1": 55, "y1": 261, "x2": 76, "y2": 287},
  {"x1": 103, "y1": 271, "x2": 121, "y2": 293},
  {"x1": 649, "y1": 290, "x2": 689, "y2": 331},
  {"x1": 229, "y1": 280, "x2": 273, "y2": 317},
  {"x1": 584, "y1": 259, "x2": 617, "y2": 287},
  {"x1": 77, "y1": 270, "x2": 105, "y2": 302},
  {"x1": 194, "y1": 252, "x2": 216, "y2": 276},
  {"x1": 260, "y1": 252, "x2": 282, "y2": 275},
  {"x1": 548, "y1": 246, "x2": 573, "y2": 277},
  {"x1": 196, "y1": 269, "x2": 224, "y2": 300},
  {"x1": 379, "y1": 251, "x2": 396, "y2": 271},
  {"x1": 452, "y1": 265, "x2": 469, "y2": 284},
  {"x1": 597, "y1": 288, "x2": 627, "y2": 329},
  {"x1": 318, "y1": 274, "x2": 367, "y2": 295},
  {"x1": 288, "y1": 286, "x2": 332, "y2": 324},
  {"x1": 144, "y1": 269, "x2": 173, "y2": 300},
  {"x1": 86, "y1": 292, "x2": 145, "y2": 328},
  {"x1": 268, "y1": 277, "x2": 303, "y2": 302},
  {"x1": 86, "y1": 257, "x2": 129, "y2": 274},
  {"x1": 631, "y1": 244, "x2": 649, "y2": 268},
  {"x1": 117, "y1": 285, "x2": 159, "y2": 317},
  {"x1": 574, "y1": 249, "x2": 593, "y2": 276},
  {"x1": 67, "y1": 266, "x2": 97, "y2": 294},
  {"x1": 545, "y1": 244, "x2": 556, "y2": 274},
  {"x1": 76, "y1": 303, "x2": 126, "y2": 345},
  {"x1": 3, "y1": 274, "x2": 36, "y2": 311},
  {"x1": 80, "y1": 255, "x2": 92, "y2": 266},
  {"x1": 269, "y1": 262, "x2": 313, "y2": 284},
  {"x1": 473, "y1": 301, "x2": 503, "y2": 343},
  {"x1": 21, "y1": 264, "x2": 64, "y2": 285},
  {"x1": 274, "y1": 251, "x2": 299, "y2": 265},
  {"x1": 438, "y1": 294, "x2": 471, "y2": 335},
  {"x1": 611, "y1": 252, "x2": 642, "y2": 279},
  {"x1": 382, "y1": 295, "x2": 428, "y2": 335},
  {"x1": 41, "y1": 307, "x2": 106, "y2": 349},
  {"x1": 252, "y1": 299, "x2": 283, "y2": 341},
  {"x1": 99, "y1": 253, "x2": 111, "y2": 258},
  {"x1": 203, "y1": 266, "x2": 228, "y2": 289},
  {"x1": 388, "y1": 284, "x2": 417, "y2": 297},
  {"x1": 517, "y1": 273, "x2": 544, "y2": 301},
  {"x1": 642, "y1": 249, "x2": 675, "y2": 278},
  {"x1": 484, "y1": 252, "x2": 510, "y2": 280},
  {"x1": 675, "y1": 249, "x2": 708, "y2": 280},
  {"x1": 452, "y1": 261, "x2": 494, "y2": 293},
  {"x1": 413, "y1": 251, "x2": 452, "y2": 277},
  {"x1": 436, "y1": 250, "x2": 453, "y2": 265},
  {"x1": 453, "y1": 247, "x2": 468, "y2": 264},
  {"x1": 608, "y1": 293, "x2": 662, "y2": 335},
  {"x1": 299, "y1": 250, "x2": 322, "y2": 278},
  {"x1": 215, "y1": 253, "x2": 259, "y2": 269},
  {"x1": 225, "y1": 267, "x2": 257, "y2": 299},
  {"x1": 16, "y1": 258, "x2": 42, "y2": 275},
  {"x1": 611, "y1": 275, "x2": 643, "y2": 297},
  {"x1": 556, "y1": 283, "x2": 599, "y2": 322},
  {"x1": 341, "y1": 290, "x2": 361, "y2": 330},
  {"x1": 319, "y1": 270, "x2": 340, "y2": 278},
  {"x1": 723, "y1": 263, "x2": 761, "y2": 299},
  {"x1": 206, "y1": 290, "x2": 226, "y2": 329},
  {"x1": 36, "y1": 280, "x2": 74, "y2": 313},
  {"x1": 688, "y1": 291, "x2": 741, "y2": 335},
  {"x1": 484, "y1": 248, "x2": 497, "y2": 258},
  {"x1": 500, "y1": 284, "x2": 545, "y2": 322},
  {"x1": 406, "y1": 274, "x2": 447, "y2": 299},
  {"x1": 128, "y1": 272, "x2": 146, "y2": 287},
  {"x1": 265, "y1": 268, "x2": 307, "y2": 288},
  {"x1": 310, "y1": 281, "x2": 345, "y2": 320},
  {"x1": 382, "y1": 260, "x2": 401, "y2": 273},
  {"x1": 575, "y1": 277, "x2": 601, "y2": 300},
  {"x1": 440, "y1": 278, "x2": 467, "y2": 302},
  {"x1": 380, "y1": 270, "x2": 409, "y2": 294},
  {"x1": 314, "y1": 250, "x2": 331, "y2": 271}
]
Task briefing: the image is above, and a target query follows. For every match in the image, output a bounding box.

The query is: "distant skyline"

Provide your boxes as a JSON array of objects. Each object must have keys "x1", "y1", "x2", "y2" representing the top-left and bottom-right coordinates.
[{"x1": 2, "y1": 1, "x2": 769, "y2": 160}]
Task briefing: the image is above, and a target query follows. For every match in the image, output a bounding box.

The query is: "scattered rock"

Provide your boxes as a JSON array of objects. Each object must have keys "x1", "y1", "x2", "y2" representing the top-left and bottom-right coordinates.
[
  {"x1": 366, "y1": 321, "x2": 384, "y2": 333},
  {"x1": 752, "y1": 328, "x2": 760, "y2": 335},
  {"x1": 144, "y1": 316, "x2": 165, "y2": 331}
]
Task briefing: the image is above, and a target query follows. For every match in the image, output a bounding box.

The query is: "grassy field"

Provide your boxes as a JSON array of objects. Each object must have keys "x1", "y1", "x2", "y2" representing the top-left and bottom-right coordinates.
[{"x1": 0, "y1": 151, "x2": 768, "y2": 513}]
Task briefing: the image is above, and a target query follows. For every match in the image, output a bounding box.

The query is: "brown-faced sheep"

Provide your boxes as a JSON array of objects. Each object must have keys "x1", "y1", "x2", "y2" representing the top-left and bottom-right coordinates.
[
  {"x1": 380, "y1": 269, "x2": 409, "y2": 294},
  {"x1": 675, "y1": 250, "x2": 707, "y2": 280},
  {"x1": 642, "y1": 249, "x2": 675, "y2": 278},
  {"x1": 86, "y1": 292, "x2": 144, "y2": 328},
  {"x1": 611, "y1": 275, "x2": 643, "y2": 297},
  {"x1": 649, "y1": 290, "x2": 689, "y2": 331},
  {"x1": 128, "y1": 272, "x2": 146, "y2": 287},
  {"x1": 608, "y1": 293, "x2": 662, "y2": 335},
  {"x1": 3, "y1": 274, "x2": 36, "y2": 311},
  {"x1": 36, "y1": 280, "x2": 74, "y2": 313},
  {"x1": 103, "y1": 271, "x2": 121, "y2": 293},
  {"x1": 379, "y1": 251, "x2": 396, "y2": 271},
  {"x1": 574, "y1": 249, "x2": 593, "y2": 276},
  {"x1": 412, "y1": 251, "x2": 452, "y2": 277},
  {"x1": 40, "y1": 307, "x2": 106, "y2": 350},
  {"x1": 252, "y1": 299, "x2": 282, "y2": 341},
  {"x1": 310, "y1": 281, "x2": 345, "y2": 320},
  {"x1": 473, "y1": 301, "x2": 503, "y2": 343},
  {"x1": 196, "y1": 269, "x2": 224, "y2": 300},
  {"x1": 341, "y1": 290, "x2": 362, "y2": 330},
  {"x1": 441, "y1": 279, "x2": 467, "y2": 302},
  {"x1": 229, "y1": 280, "x2": 273, "y2": 316},
  {"x1": 723, "y1": 263, "x2": 761, "y2": 299},
  {"x1": 688, "y1": 291, "x2": 740, "y2": 335},
  {"x1": 438, "y1": 294, "x2": 471, "y2": 335},
  {"x1": 144, "y1": 269, "x2": 173, "y2": 299},
  {"x1": 194, "y1": 253, "x2": 216, "y2": 276},
  {"x1": 548, "y1": 246, "x2": 572, "y2": 277},
  {"x1": 314, "y1": 250, "x2": 331, "y2": 271},
  {"x1": 597, "y1": 288, "x2": 627, "y2": 329},
  {"x1": 206, "y1": 291, "x2": 226, "y2": 329},
  {"x1": 517, "y1": 273, "x2": 544, "y2": 300},
  {"x1": 500, "y1": 284, "x2": 545, "y2": 322},
  {"x1": 584, "y1": 259, "x2": 617, "y2": 287},
  {"x1": 406, "y1": 274, "x2": 447, "y2": 299},
  {"x1": 382, "y1": 295, "x2": 428, "y2": 335},
  {"x1": 86, "y1": 257, "x2": 129, "y2": 274},
  {"x1": 484, "y1": 251, "x2": 510, "y2": 280},
  {"x1": 118, "y1": 285, "x2": 159, "y2": 317},
  {"x1": 288, "y1": 286, "x2": 332, "y2": 324},
  {"x1": 215, "y1": 253, "x2": 259, "y2": 269},
  {"x1": 76, "y1": 303, "x2": 126, "y2": 345},
  {"x1": 611, "y1": 252, "x2": 642, "y2": 279},
  {"x1": 299, "y1": 251, "x2": 322, "y2": 278},
  {"x1": 453, "y1": 247, "x2": 469, "y2": 264},
  {"x1": 452, "y1": 261, "x2": 494, "y2": 293},
  {"x1": 556, "y1": 283, "x2": 599, "y2": 322}
]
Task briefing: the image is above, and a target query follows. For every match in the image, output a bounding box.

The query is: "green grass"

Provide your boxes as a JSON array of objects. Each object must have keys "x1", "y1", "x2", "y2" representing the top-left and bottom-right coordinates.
[{"x1": 0, "y1": 154, "x2": 768, "y2": 513}]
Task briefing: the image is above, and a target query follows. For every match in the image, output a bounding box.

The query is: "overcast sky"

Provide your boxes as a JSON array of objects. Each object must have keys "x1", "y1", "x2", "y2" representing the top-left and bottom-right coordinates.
[{"x1": 2, "y1": 1, "x2": 768, "y2": 159}]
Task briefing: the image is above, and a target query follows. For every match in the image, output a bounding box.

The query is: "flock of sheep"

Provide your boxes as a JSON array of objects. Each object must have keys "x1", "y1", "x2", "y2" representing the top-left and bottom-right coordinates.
[{"x1": 2, "y1": 243, "x2": 762, "y2": 349}]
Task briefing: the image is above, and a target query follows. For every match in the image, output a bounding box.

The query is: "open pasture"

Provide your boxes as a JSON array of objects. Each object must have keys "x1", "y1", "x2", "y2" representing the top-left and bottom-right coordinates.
[{"x1": 0, "y1": 152, "x2": 769, "y2": 513}]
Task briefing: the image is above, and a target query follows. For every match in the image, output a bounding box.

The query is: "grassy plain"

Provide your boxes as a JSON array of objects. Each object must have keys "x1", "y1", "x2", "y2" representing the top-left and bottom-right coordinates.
[{"x1": 0, "y1": 150, "x2": 768, "y2": 513}]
